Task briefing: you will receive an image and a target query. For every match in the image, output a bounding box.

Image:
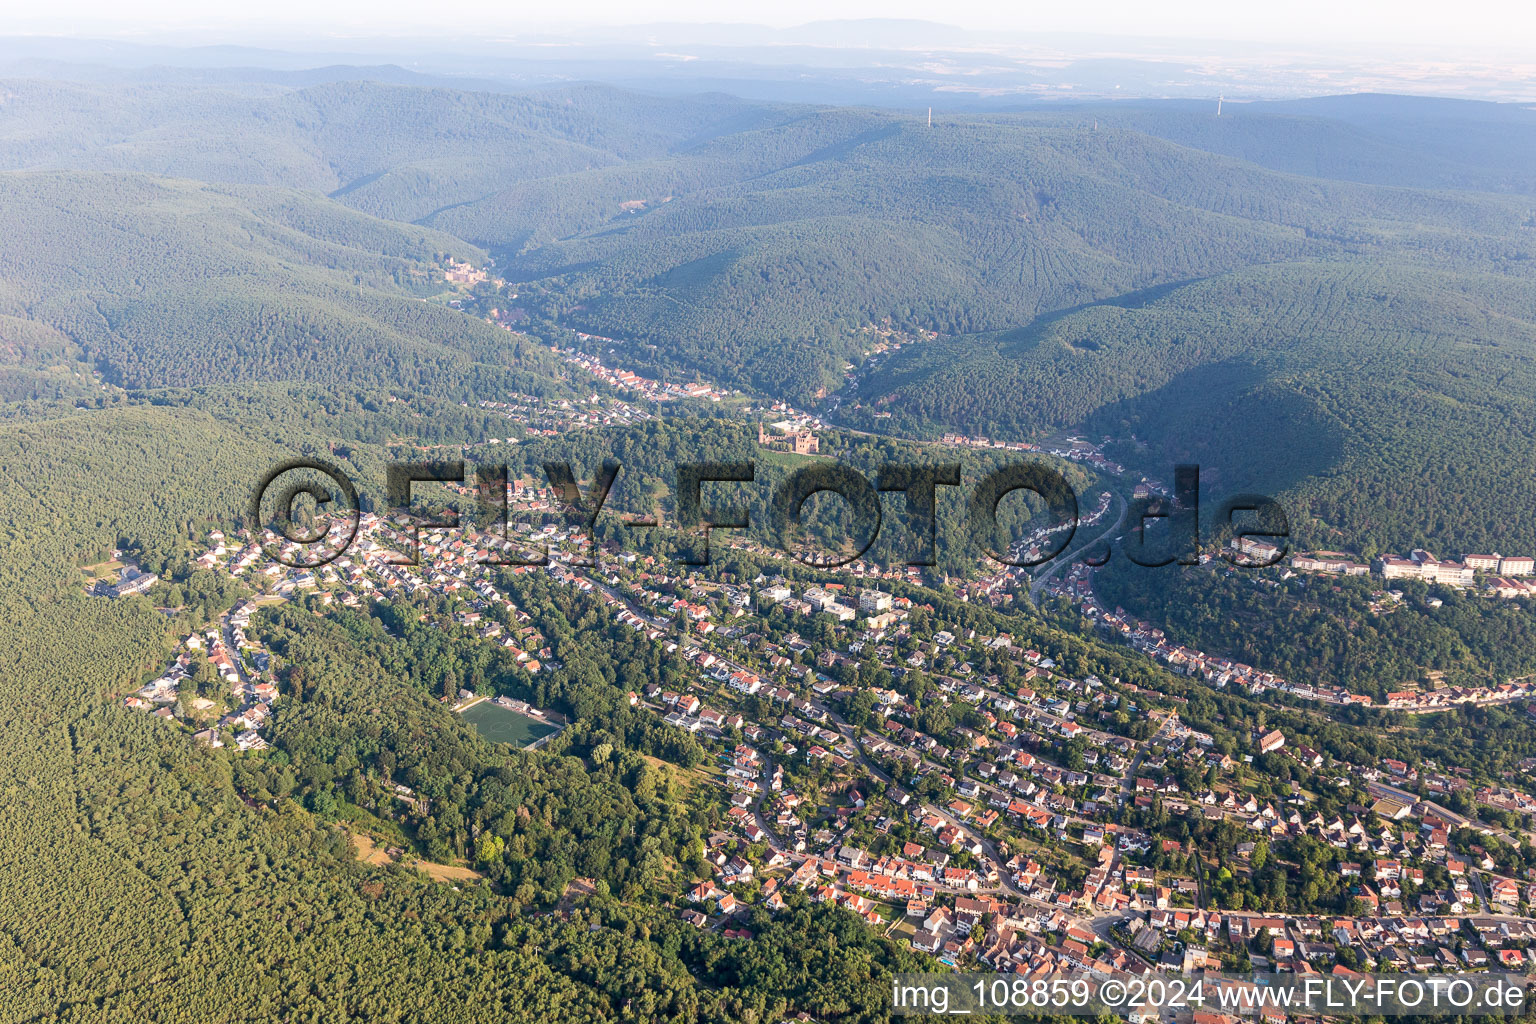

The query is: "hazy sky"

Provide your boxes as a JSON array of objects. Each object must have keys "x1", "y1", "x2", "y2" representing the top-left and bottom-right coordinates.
[{"x1": 8, "y1": 0, "x2": 1536, "y2": 55}]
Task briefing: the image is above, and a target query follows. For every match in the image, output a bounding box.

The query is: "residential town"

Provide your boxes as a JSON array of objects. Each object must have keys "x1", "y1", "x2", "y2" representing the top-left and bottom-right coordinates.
[
  {"x1": 105, "y1": 466, "x2": 1536, "y2": 1009},
  {"x1": 85, "y1": 347, "x2": 1536, "y2": 1014}
]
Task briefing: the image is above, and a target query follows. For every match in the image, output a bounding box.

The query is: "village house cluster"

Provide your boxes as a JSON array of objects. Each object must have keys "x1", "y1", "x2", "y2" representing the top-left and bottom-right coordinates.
[
  {"x1": 574, "y1": 552, "x2": 1536, "y2": 982},
  {"x1": 123, "y1": 588, "x2": 277, "y2": 750},
  {"x1": 936, "y1": 434, "x2": 1126, "y2": 477},
  {"x1": 476, "y1": 391, "x2": 653, "y2": 440}
]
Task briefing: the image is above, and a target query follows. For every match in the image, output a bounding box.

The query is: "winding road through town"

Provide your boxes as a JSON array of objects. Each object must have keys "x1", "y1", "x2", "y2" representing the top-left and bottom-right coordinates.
[{"x1": 1029, "y1": 492, "x2": 1127, "y2": 603}]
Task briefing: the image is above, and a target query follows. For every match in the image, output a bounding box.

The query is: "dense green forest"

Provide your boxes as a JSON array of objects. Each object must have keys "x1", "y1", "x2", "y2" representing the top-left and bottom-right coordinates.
[
  {"x1": 8, "y1": 84, "x2": 1536, "y2": 556},
  {"x1": 0, "y1": 172, "x2": 581, "y2": 403},
  {"x1": 495, "y1": 111, "x2": 1536, "y2": 398},
  {"x1": 13, "y1": 80, "x2": 1536, "y2": 418},
  {"x1": 846, "y1": 260, "x2": 1536, "y2": 553}
]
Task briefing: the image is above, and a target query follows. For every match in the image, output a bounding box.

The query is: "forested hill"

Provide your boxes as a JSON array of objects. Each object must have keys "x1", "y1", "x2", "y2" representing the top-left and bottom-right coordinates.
[
  {"x1": 0, "y1": 79, "x2": 791, "y2": 223},
  {"x1": 845, "y1": 260, "x2": 1536, "y2": 554},
  {"x1": 0, "y1": 172, "x2": 569, "y2": 401},
  {"x1": 7, "y1": 77, "x2": 1536, "y2": 551},
  {"x1": 7, "y1": 78, "x2": 1535, "y2": 403},
  {"x1": 497, "y1": 110, "x2": 1536, "y2": 398},
  {"x1": 1092, "y1": 94, "x2": 1536, "y2": 197}
]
